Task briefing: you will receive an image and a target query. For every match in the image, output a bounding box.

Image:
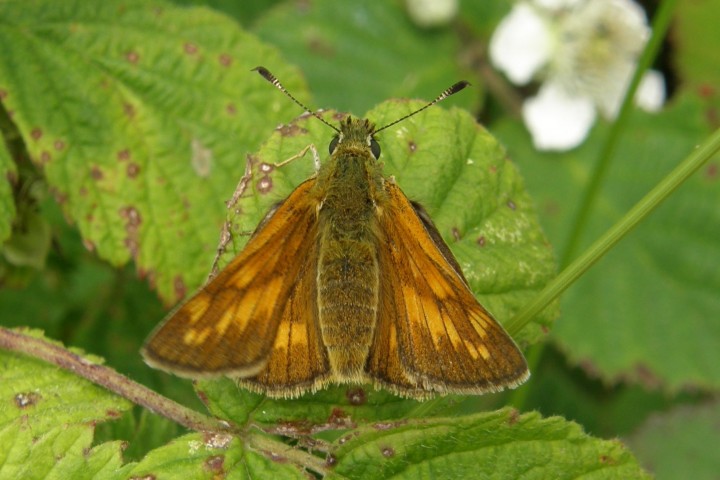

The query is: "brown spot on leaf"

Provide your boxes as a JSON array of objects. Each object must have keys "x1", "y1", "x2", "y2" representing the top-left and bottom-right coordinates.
[
  {"x1": 174, "y1": 275, "x2": 186, "y2": 301},
  {"x1": 39, "y1": 151, "x2": 51, "y2": 164},
  {"x1": 307, "y1": 35, "x2": 335, "y2": 57},
  {"x1": 543, "y1": 200, "x2": 560, "y2": 217},
  {"x1": 31, "y1": 128, "x2": 42, "y2": 140},
  {"x1": 507, "y1": 200, "x2": 516, "y2": 210},
  {"x1": 90, "y1": 165, "x2": 103, "y2": 180},
  {"x1": 54, "y1": 140, "x2": 65, "y2": 151},
  {"x1": 278, "y1": 123, "x2": 305, "y2": 137},
  {"x1": 408, "y1": 140, "x2": 417, "y2": 152},
  {"x1": 129, "y1": 475, "x2": 155, "y2": 480},
  {"x1": 14, "y1": 392, "x2": 42, "y2": 408},
  {"x1": 120, "y1": 206, "x2": 142, "y2": 260},
  {"x1": 257, "y1": 175, "x2": 273, "y2": 194},
  {"x1": 507, "y1": 408, "x2": 520, "y2": 425},
  {"x1": 634, "y1": 363, "x2": 661, "y2": 389},
  {"x1": 698, "y1": 84, "x2": 715, "y2": 98},
  {"x1": 0, "y1": 89, "x2": 7, "y2": 100},
  {"x1": 705, "y1": 107, "x2": 718, "y2": 128},
  {"x1": 126, "y1": 51, "x2": 140, "y2": 64},
  {"x1": 184, "y1": 42, "x2": 198, "y2": 55},
  {"x1": 337, "y1": 432, "x2": 359, "y2": 445},
  {"x1": 52, "y1": 189, "x2": 68, "y2": 205},
  {"x1": 325, "y1": 454, "x2": 337, "y2": 467},
  {"x1": 259, "y1": 162, "x2": 274, "y2": 174},
  {"x1": 127, "y1": 162, "x2": 140, "y2": 178},
  {"x1": 218, "y1": 54, "x2": 232, "y2": 67},
  {"x1": 226, "y1": 103, "x2": 237, "y2": 115},
  {"x1": 83, "y1": 238, "x2": 95, "y2": 251},
  {"x1": 706, "y1": 163, "x2": 717, "y2": 180},
  {"x1": 381, "y1": 446, "x2": 395, "y2": 458},
  {"x1": 117, "y1": 149, "x2": 131, "y2": 161},
  {"x1": 204, "y1": 455, "x2": 225, "y2": 473},
  {"x1": 476, "y1": 236, "x2": 486, "y2": 247},
  {"x1": 346, "y1": 387, "x2": 366, "y2": 405},
  {"x1": 196, "y1": 389, "x2": 209, "y2": 405},
  {"x1": 451, "y1": 227, "x2": 461, "y2": 241},
  {"x1": 123, "y1": 103, "x2": 135, "y2": 118},
  {"x1": 327, "y1": 408, "x2": 354, "y2": 429}
]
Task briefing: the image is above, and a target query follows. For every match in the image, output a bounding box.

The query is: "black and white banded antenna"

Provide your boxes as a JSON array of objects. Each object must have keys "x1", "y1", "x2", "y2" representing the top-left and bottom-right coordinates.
[
  {"x1": 253, "y1": 66, "x2": 470, "y2": 134},
  {"x1": 252, "y1": 66, "x2": 340, "y2": 134}
]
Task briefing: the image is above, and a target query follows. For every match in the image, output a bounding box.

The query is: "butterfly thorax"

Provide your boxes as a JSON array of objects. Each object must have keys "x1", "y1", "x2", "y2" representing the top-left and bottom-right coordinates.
[{"x1": 313, "y1": 117, "x2": 386, "y2": 381}]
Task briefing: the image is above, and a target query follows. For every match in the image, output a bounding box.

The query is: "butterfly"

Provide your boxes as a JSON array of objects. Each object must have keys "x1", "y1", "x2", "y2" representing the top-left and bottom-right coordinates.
[{"x1": 142, "y1": 67, "x2": 529, "y2": 399}]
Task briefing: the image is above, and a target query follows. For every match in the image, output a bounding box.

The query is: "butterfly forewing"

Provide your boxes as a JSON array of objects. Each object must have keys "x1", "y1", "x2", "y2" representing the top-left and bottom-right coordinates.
[
  {"x1": 368, "y1": 182, "x2": 529, "y2": 395},
  {"x1": 142, "y1": 179, "x2": 322, "y2": 378}
]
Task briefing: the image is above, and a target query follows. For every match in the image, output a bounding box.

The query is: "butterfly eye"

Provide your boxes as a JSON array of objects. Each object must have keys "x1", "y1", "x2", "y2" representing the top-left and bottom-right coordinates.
[
  {"x1": 370, "y1": 138, "x2": 381, "y2": 159},
  {"x1": 329, "y1": 135, "x2": 340, "y2": 154}
]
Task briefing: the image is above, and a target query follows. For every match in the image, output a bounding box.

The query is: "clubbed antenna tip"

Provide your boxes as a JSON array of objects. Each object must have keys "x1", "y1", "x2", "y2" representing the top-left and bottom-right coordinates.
[{"x1": 252, "y1": 66, "x2": 339, "y2": 133}]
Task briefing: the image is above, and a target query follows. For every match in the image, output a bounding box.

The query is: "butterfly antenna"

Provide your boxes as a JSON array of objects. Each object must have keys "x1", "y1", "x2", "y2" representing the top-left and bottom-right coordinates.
[
  {"x1": 253, "y1": 66, "x2": 340, "y2": 133},
  {"x1": 374, "y1": 80, "x2": 470, "y2": 135}
]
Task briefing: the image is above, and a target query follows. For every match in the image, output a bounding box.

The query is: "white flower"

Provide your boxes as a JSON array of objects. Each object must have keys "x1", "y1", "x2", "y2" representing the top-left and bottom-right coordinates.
[
  {"x1": 406, "y1": 0, "x2": 458, "y2": 28},
  {"x1": 489, "y1": 0, "x2": 666, "y2": 151}
]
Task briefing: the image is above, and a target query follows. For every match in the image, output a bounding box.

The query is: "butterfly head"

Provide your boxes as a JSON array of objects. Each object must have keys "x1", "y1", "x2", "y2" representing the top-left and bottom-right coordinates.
[{"x1": 329, "y1": 117, "x2": 381, "y2": 160}]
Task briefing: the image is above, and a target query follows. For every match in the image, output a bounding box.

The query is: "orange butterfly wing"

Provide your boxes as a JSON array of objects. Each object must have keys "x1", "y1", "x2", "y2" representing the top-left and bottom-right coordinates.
[
  {"x1": 238, "y1": 235, "x2": 333, "y2": 397},
  {"x1": 367, "y1": 181, "x2": 529, "y2": 397},
  {"x1": 143, "y1": 179, "x2": 330, "y2": 385}
]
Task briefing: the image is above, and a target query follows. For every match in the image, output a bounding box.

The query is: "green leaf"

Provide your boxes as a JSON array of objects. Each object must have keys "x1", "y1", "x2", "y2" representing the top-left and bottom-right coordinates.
[
  {"x1": 0, "y1": 137, "x2": 15, "y2": 244},
  {"x1": 223, "y1": 101, "x2": 557, "y2": 347},
  {"x1": 197, "y1": 378, "x2": 468, "y2": 430},
  {"x1": 674, "y1": 1, "x2": 720, "y2": 110},
  {"x1": 0, "y1": 423, "x2": 130, "y2": 480},
  {"x1": 0, "y1": 330, "x2": 133, "y2": 480},
  {"x1": 494, "y1": 93, "x2": 720, "y2": 391},
  {"x1": 329, "y1": 408, "x2": 650, "y2": 479},
  {"x1": 0, "y1": 0, "x2": 308, "y2": 302},
  {"x1": 626, "y1": 401, "x2": 720, "y2": 480},
  {"x1": 254, "y1": 0, "x2": 479, "y2": 114},
  {"x1": 2, "y1": 206, "x2": 51, "y2": 269},
  {"x1": 169, "y1": 0, "x2": 285, "y2": 27},
  {"x1": 124, "y1": 432, "x2": 306, "y2": 480},
  {"x1": 0, "y1": 330, "x2": 132, "y2": 430}
]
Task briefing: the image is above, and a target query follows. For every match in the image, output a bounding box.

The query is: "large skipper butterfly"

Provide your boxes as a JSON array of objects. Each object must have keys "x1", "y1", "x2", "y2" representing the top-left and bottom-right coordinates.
[{"x1": 142, "y1": 67, "x2": 529, "y2": 399}]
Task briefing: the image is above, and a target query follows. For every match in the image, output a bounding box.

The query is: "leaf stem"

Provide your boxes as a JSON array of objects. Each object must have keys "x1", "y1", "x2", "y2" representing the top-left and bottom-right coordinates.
[
  {"x1": 246, "y1": 428, "x2": 331, "y2": 476},
  {"x1": 0, "y1": 327, "x2": 229, "y2": 434},
  {"x1": 506, "y1": 127, "x2": 720, "y2": 336},
  {"x1": 560, "y1": 0, "x2": 678, "y2": 267}
]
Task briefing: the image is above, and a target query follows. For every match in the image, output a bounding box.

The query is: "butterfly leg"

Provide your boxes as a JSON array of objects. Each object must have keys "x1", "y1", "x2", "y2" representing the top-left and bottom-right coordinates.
[{"x1": 272, "y1": 143, "x2": 321, "y2": 172}]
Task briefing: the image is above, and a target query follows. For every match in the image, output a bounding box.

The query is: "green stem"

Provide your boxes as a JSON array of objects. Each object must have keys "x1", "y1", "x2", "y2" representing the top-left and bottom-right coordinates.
[
  {"x1": 560, "y1": 0, "x2": 678, "y2": 267},
  {"x1": 506, "y1": 127, "x2": 720, "y2": 336}
]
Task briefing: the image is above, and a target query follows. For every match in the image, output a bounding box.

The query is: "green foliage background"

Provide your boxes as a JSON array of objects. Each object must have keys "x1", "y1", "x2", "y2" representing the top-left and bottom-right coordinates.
[{"x1": 0, "y1": 0, "x2": 718, "y2": 478}]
